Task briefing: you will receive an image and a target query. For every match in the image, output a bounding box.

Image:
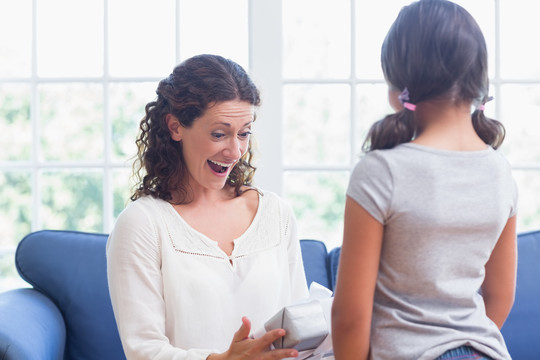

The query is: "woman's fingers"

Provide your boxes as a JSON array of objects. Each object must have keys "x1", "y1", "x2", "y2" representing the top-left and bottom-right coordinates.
[
  {"x1": 256, "y1": 328, "x2": 284, "y2": 350},
  {"x1": 232, "y1": 316, "x2": 252, "y2": 343},
  {"x1": 261, "y1": 347, "x2": 299, "y2": 360},
  {"x1": 229, "y1": 317, "x2": 299, "y2": 359},
  {"x1": 251, "y1": 328, "x2": 299, "y2": 359}
]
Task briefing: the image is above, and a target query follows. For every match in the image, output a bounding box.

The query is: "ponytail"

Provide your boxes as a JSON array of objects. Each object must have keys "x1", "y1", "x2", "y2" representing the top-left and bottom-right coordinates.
[
  {"x1": 362, "y1": 110, "x2": 416, "y2": 152},
  {"x1": 363, "y1": 109, "x2": 505, "y2": 153},
  {"x1": 472, "y1": 111, "x2": 505, "y2": 149}
]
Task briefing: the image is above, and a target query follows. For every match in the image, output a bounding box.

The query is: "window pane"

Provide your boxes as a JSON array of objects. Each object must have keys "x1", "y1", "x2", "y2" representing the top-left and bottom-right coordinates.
[
  {"x1": 180, "y1": 0, "x2": 249, "y2": 68},
  {"x1": 109, "y1": 0, "x2": 175, "y2": 77},
  {"x1": 0, "y1": 85, "x2": 31, "y2": 161},
  {"x1": 0, "y1": 251, "x2": 30, "y2": 292},
  {"x1": 0, "y1": 171, "x2": 32, "y2": 292},
  {"x1": 355, "y1": 0, "x2": 410, "y2": 79},
  {"x1": 0, "y1": 1, "x2": 32, "y2": 77},
  {"x1": 37, "y1": 0, "x2": 103, "y2": 77},
  {"x1": 284, "y1": 171, "x2": 348, "y2": 250},
  {"x1": 500, "y1": 85, "x2": 540, "y2": 165},
  {"x1": 110, "y1": 82, "x2": 156, "y2": 162},
  {"x1": 283, "y1": 84, "x2": 351, "y2": 166},
  {"x1": 113, "y1": 168, "x2": 132, "y2": 219},
  {"x1": 453, "y1": 1, "x2": 496, "y2": 79},
  {"x1": 513, "y1": 170, "x2": 540, "y2": 233},
  {"x1": 500, "y1": 1, "x2": 540, "y2": 79},
  {"x1": 41, "y1": 170, "x2": 103, "y2": 232},
  {"x1": 0, "y1": 171, "x2": 32, "y2": 248},
  {"x1": 283, "y1": 0, "x2": 350, "y2": 79},
  {"x1": 354, "y1": 84, "x2": 394, "y2": 156},
  {"x1": 40, "y1": 83, "x2": 103, "y2": 161}
]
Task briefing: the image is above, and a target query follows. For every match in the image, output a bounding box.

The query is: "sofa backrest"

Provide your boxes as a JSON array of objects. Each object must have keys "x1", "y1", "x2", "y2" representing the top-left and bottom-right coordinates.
[
  {"x1": 299, "y1": 239, "x2": 332, "y2": 289},
  {"x1": 16, "y1": 230, "x2": 125, "y2": 360},
  {"x1": 328, "y1": 247, "x2": 341, "y2": 291}
]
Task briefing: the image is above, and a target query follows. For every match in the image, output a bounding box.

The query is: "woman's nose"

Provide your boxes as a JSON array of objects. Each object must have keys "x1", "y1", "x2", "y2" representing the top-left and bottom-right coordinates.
[{"x1": 224, "y1": 137, "x2": 243, "y2": 159}]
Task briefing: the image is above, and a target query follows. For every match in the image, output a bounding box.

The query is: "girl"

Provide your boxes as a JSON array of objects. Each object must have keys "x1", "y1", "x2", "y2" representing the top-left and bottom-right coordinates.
[{"x1": 331, "y1": 1, "x2": 517, "y2": 359}]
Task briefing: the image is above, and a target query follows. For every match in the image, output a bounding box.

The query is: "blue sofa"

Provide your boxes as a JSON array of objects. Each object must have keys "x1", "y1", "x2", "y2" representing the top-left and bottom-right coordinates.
[{"x1": 0, "y1": 230, "x2": 538, "y2": 359}]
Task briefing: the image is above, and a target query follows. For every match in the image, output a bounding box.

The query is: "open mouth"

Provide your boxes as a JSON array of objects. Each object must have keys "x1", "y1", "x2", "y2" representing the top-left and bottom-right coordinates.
[{"x1": 207, "y1": 160, "x2": 232, "y2": 174}]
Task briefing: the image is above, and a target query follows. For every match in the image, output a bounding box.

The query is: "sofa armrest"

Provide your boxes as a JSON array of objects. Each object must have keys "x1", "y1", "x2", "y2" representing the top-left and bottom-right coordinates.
[{"x1": 0, "y1": 288, "x2": 66, "y2": 360}]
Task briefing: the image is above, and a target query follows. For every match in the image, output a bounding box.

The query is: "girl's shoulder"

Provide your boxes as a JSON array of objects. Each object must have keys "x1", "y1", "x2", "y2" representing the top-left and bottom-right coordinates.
[{"x1": 353, "y1": 149, "x2": 395, "y2": 175}]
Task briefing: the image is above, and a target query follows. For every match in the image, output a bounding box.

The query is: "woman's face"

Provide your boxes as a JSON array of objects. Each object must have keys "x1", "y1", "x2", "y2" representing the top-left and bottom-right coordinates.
[{"x1": 167, "y1": 100, "x2": 254, "y2": 193}]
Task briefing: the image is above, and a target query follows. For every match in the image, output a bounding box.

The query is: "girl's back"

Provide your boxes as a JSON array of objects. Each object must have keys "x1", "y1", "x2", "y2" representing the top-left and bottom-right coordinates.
[{"x1": 347, "y1": 143, "x2": 516, "y2": 359}]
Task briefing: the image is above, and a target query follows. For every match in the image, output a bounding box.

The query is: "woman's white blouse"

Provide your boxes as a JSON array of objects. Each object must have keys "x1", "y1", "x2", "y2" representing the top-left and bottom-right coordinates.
[{"x1": 106, "y1": 191, "x2": 309, "y2": 360}]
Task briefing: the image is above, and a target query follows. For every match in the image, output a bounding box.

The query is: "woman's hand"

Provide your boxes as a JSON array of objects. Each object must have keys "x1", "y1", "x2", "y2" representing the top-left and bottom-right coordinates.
[{"x1": 208, "y1": 317, "x2": 298, "y2": 360}]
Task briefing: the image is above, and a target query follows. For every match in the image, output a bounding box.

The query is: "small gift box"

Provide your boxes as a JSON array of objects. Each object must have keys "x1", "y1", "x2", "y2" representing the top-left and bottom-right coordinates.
[
  {"x1": 265, "y1": 297, "x2": 329, "y2": 351},
  {"x1": 255, "y1": 282, "x2": 334, "y2": 359}
]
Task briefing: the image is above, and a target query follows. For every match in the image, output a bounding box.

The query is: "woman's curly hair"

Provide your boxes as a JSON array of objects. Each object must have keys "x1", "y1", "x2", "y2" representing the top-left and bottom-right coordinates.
[{"x1": 130, "y1": 54, "x2": 261, "y2": 203}]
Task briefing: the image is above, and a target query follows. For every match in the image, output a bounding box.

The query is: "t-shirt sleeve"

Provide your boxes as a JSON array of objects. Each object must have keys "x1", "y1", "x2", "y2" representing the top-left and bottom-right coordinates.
[{"x1": 346, "y1": 151, "x2": 393, "y2": 224}]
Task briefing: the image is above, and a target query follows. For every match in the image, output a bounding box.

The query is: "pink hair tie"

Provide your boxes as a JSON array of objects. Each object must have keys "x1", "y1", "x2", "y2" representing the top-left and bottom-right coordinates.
[
  {"x1": 398, "y1": 88, "x2": 416, "y2": 111},
  {"x1": 477, "y1": 96, "x2": 494, "y2": 111},
  {"x1": 403, "y1": 102, "x2": 417, "y2": 111}
]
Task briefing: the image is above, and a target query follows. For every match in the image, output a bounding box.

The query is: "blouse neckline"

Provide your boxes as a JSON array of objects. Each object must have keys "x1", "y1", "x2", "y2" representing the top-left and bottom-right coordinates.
[{"x1": 165, "y1": 191, "x2": 263, "y2": 256}]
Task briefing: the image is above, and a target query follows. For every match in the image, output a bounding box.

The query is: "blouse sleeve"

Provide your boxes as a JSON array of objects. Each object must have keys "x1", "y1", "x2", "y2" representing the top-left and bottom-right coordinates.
[
  {"x1": 106, "y1": 201, "x2": 217, "y2": 360},
  {"x1": 282, "y1": 200, "x2": 310, "y2": 301}
]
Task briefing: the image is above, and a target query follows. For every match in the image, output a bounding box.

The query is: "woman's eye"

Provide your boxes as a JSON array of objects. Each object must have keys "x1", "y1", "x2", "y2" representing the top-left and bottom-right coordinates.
[
  {"x1": 211, "y1": 132, "x2": 225, "y2": 139},
  {"x1": 239, "y1": 131, "x2": 252, "y2": 138}
]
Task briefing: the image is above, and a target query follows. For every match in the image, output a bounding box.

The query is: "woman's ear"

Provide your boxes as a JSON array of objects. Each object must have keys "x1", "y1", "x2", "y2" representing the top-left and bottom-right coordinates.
[{"x1": 166, "y1": 114, "x2": 182, "y2": 141}]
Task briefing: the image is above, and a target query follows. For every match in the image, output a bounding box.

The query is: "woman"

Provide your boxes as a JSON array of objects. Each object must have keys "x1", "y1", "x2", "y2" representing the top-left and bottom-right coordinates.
[{"x1": 107, "y1": 54, "x2": 309, "y2": 360}]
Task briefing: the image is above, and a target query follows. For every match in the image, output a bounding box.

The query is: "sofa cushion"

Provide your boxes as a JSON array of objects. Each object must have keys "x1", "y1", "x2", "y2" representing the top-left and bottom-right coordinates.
[{"x1": 15, "y1": 230, "x2": 125, "y2": 360}]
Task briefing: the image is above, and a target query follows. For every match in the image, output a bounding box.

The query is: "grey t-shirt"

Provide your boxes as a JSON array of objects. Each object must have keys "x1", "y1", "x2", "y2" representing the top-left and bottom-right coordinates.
[{"x1": 347, "y1": 143, "x2": 517, "y2": 360}]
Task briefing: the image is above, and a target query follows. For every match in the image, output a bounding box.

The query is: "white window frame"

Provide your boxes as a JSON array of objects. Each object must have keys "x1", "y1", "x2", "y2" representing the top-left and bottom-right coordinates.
[{"x1": 1, "y1": 0, "x2": 540, "y2": 242}]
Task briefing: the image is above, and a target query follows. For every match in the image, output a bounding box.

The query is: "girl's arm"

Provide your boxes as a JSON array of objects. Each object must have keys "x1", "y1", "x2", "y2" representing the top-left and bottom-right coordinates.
[
  {"x1": 481, "y1": 215, "x2": 518, "y2": 329},
  {"x1": 332, "y1": 197, "x2": 383, "y2": 360}
]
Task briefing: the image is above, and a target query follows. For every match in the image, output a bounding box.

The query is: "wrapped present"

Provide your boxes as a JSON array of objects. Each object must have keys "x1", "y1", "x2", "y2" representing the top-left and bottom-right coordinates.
[
  {"x1": 265, "y1": 297, "x2": 329, "y2": 351},
  {"x1": 254, "y1": 282, "x2": 334, "y2": 360}
]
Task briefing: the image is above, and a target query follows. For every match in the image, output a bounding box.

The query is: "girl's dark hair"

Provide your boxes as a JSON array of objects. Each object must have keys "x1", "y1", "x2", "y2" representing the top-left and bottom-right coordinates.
[
  {"x1": 131, "y1": 54, "x2": 261, "y2": 203},
  {"x1": 364, "y1": 0, "x2": 505, "y2": 151}
]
